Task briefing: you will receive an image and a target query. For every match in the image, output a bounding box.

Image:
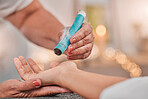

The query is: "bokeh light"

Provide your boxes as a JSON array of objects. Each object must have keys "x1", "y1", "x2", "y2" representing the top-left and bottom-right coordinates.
[
  {"x1": 103, "y1": 47, "x2": 142, "y2": 78},
  {"x1": 104, "y1": 47, "x2": 116, "y2": 60},
  {"x1": 96, "y1": 25, "x2": 107, "y2": 37},
  {"x1": 115, "y1": 51, "x2": 128, "y2": 65}
]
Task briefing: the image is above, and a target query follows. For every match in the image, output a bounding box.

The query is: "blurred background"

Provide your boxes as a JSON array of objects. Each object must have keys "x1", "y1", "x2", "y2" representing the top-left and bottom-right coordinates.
[{"x1": 0, "y1": 0, "x2": 148, "y2": 83}]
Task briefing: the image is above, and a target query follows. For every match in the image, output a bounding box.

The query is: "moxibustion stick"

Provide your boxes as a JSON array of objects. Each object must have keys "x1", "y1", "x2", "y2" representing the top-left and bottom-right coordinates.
[{"x1": 54, "y1": 10, "x2": 86, "y2": 55}]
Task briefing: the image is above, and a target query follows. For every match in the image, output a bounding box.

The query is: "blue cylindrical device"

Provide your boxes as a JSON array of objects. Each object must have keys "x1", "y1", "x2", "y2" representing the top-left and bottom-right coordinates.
[{"x1": 54, "y1": 11, "x2": 86, "y2": 55}]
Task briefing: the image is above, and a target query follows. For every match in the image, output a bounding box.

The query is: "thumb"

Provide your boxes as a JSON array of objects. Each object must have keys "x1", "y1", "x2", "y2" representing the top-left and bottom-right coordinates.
[{"x1": 17, "y1": 78, "x2": 41, "y2": 91}]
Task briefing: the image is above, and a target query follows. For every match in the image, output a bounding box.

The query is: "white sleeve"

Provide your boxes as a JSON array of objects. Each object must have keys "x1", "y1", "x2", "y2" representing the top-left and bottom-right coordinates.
[
  {"x1": 100, "y1": 77, "x2": 148, "y2": 99},
  {"x1": 0, "y1": 0, "x2": 33, "y2": 17}
]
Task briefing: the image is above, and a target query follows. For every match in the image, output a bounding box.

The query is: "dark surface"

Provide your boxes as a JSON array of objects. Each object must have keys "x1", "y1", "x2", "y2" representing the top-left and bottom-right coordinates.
[{"x1": 5, "y1": 93, "x2": 84, "y2": 99}]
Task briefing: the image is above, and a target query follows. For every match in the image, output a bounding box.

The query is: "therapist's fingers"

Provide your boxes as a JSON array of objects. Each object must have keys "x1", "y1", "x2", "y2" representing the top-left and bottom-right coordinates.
[
  {"x1": 68, "y1": 43, "x2": 93, "y2": 56},
  {"x1": 68, "y1": 51, "x2": 91, "y2": 60},
  {"x1": 70, "y1": 23, "x2": 92, "y2": 44},
  {"x1": 26, "y1": 86, "x2": 71, "y2": 97},
  {"x1": 14, "y1": 58, "x2": 26, "y2": 80},
  {"x1": 68, "y1": 33, "x2": 94, "y2": 52},
  {"x1": 27, "y1": 58, "x2": 42, "y2": 73},
  {"x1": 17, "y1": 78, "x2": 41, "y2": 91},
  {"x1": 18, "y1": 56, "x2": 32, "y2": 73}
]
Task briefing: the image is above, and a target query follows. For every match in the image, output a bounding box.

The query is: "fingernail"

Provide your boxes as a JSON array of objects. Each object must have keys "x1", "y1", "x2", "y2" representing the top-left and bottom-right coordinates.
[
  {"x1": 68, "y1": 46, "x2": 72, "y2": 52},
  {"x1": 33, "y1": 80, "x2": 41, "y2": 88},
  {"x1": 69, "y1": 52, "x2": 73, "y2": 55},
  {"x1": 72, "y1": 38, "x2": 76, "y2": 43},
  {"x1": 70, "y1": 46, "x2": 73, "y2": 51}
]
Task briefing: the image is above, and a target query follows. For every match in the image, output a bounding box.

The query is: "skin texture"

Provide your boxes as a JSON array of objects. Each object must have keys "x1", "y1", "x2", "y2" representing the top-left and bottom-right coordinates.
[
  {"x1": 5, "y1": 0, "x2": 94, "y2": 60},
  {"x1": 1, "y1": 0, "x2": 94, "y2": 97},
  {"x1": 14, "y1": 56, "x2": 127, "y2": 99},
  {"x1": 0, "y1": 79, "x2": 70, "y2": 98}
]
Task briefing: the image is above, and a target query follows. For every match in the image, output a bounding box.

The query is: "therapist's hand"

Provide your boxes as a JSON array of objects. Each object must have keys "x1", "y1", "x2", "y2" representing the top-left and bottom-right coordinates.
[
  {"x1": 65, "y1": 23, "x2": 94, "y2": 60},
  {"x1": 0, "y1": 79, "x2": 70, "y2": 98},
  {"x1": 5, "y1": 0, "x2": 94, "y2": 59}
]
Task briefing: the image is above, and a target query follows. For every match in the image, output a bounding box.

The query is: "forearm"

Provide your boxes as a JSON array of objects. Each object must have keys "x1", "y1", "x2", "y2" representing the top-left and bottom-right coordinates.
[
  {"x1": 59, "y1": 69, "x2": 127, "y2": 99},
  {"x1": 5, "y1": 0, "x2": 64, "y2": 49},
  {"x1": 14, "y1": 57, "x2": 127, "y2": 98}
]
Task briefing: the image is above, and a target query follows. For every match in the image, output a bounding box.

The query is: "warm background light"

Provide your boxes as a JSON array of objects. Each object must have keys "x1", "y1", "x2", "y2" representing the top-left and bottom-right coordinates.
[
  {"x1": 96, "y1": 25, "x2": 106, "y2": 37},
  {"x1": 103, "y1": 47, "x2": 142, "y2": 77},
  {"x1": 1, "y1": 0, "x2": 147, "y2": 83}
]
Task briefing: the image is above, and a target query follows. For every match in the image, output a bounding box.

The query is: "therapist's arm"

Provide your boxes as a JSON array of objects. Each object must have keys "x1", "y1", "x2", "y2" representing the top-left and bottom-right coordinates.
[
  {"x1": 5, "y1": 0, "x2": 63, "y2": 49},
  {"x1": 5, "y1": 0, "x2": 94, "y2": 60}
]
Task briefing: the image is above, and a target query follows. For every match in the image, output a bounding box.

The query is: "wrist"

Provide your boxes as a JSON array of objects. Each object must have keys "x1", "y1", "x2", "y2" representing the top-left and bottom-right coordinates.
[
  {"x1": 37, "y1": 68, "x2": 63, "y2": 86},
  {"x1": 57, "y1": 64, "x2": 79, "y2": 87}
]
